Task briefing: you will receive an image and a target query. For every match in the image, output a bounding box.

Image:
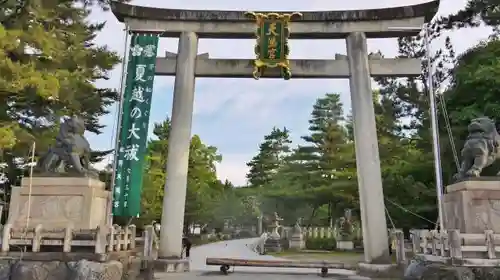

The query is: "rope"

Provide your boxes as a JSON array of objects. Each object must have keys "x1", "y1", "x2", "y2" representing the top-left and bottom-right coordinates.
[
  {"x1": 106, "y1": 26, "x2": 130, "y2": 225},
  {"x1": 108, "y1": 27, "x2": 130, "y2": 169},
  {"x1": 385, "y1": 207, "x2": 396, "y2": 230},
  {"x1": 385, "y1": 197, "x2": 437, "y2": 226},
  {"x1": 438, "y1": 94, "x2": 460, "y2": 170},
  {"x1": 18, "y1": 141, "x2": 36, "y2": 261}
]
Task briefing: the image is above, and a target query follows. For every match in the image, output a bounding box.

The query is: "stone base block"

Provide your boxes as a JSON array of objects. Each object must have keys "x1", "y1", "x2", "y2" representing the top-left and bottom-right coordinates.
[
  {"x1": 7, "y1": 177, "x2": 111, "y2": 230},
  {"x1": 0, "y1": 259, "x2": 123, "y2": 280},
  {"x1": 289, "y1": 235, "x2": 305, "y2": 250},
  {"x1": 358, "y1": 263, "x2": 404, "y2": 279},
  {"x1": 337, "y1": 240, "x2": 354, "y2": 250},
  {"x1": 403, "y1": 258, "x2": 500, "y2": 280},
  {"x1": 264, "y1": 238, "x2": 282, "y2": 253},
  {"x1": 154, "y1": 258, "x2": 190, "y2": 273},
  {"x1": 443, "y1": 180, "x2": 500, "y2": 233}
]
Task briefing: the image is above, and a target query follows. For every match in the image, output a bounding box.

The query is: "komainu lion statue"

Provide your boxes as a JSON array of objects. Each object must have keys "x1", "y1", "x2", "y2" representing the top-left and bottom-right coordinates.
[
  {"x1": 36, "y1": 116, "x2": 93, "y2": 176},
  {"x1": 453, "y1": 117, "x2": 500, "y2": 181}
]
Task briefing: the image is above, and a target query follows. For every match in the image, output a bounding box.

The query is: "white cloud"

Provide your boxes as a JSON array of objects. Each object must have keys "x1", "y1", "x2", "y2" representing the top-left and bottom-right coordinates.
[
  {"x1": 88, "y1": 0, "x2": 492, "y2": 185},
  {"x1": 216, "y1": 154, "x2": 253, "y2": 186}
]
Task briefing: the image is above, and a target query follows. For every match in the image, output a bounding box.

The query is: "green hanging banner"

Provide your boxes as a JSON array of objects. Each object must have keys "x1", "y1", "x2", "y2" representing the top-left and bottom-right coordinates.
[{"x1": 112, "y1": 34, "x2": 158, "y2": 217}]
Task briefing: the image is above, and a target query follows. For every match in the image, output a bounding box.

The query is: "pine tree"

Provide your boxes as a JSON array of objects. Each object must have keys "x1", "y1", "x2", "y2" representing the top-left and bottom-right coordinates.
[
  {"x1": 299, "y1": 93, "x2": 354, "y2": 183},
  {"x1": 284, "y1": 93, "x2": 356, "y2": 224},
  {"x1": 0, "y1": 0, "x2": 123, "y2": 197},
  {"x1": 1, "y1": 0, "x2": 120, "y2": 155},
  {"x1": 246, "y1": 127, "x2": 292, "y2": 187}
]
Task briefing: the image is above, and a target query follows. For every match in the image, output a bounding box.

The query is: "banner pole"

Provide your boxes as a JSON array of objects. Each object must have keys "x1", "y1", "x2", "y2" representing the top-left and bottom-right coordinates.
[{"x1": 107, "y1": 25, "x2": 130, "y2": 226}]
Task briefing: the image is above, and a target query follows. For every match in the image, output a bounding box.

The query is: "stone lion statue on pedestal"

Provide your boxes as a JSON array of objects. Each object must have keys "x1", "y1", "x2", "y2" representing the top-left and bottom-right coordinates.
[
  {"x1": 36, "y1": 116, "x2": 93, "y2": 176},
  {"x1": 453, "y1": 117, "x2": 500, "y2": 181}
]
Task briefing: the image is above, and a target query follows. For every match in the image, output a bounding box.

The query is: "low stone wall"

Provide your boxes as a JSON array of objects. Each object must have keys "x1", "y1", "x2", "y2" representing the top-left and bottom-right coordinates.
[
  {"x1": 0, "y1": 253, "x2": 141, "y2": 280},
  {"x1": 404, "y1": 258, "x2": 500, "y2": 280}
]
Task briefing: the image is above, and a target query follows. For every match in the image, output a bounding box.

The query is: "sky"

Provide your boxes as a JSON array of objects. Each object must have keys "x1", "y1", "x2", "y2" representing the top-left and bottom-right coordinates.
[{"x1": 87, "y1": 0, "x2": 492, "y2": 186}]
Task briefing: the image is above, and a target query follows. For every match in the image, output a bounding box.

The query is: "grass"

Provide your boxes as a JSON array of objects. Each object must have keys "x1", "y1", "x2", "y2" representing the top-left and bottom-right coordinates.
[
  {"x1": 268, "y1": 250, "x2": 364, "y2": 263},
  {"x1": 268, "y1": 250, "x2": 400, "y2": 264},
  {"x1": 270, "y1": 250, "x2": 362, "y2": 257}
]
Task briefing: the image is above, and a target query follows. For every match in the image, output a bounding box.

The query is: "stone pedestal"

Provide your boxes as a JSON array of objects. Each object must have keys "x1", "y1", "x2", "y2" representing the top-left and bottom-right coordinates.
[
  {"x1": 443, "y1": 180, "x2": 500, "y2": 233},
  {"x1": 264, "y1": 237, "x2": 281, "y2": 253},
  {"x1": 337, "y1": 240, "x2": 354, "y2": 250},
  {"x1": 7, "y1": 177, "x2": 111, "y2": 230},
  {"x1": 154, "y1": 258, "x2": 190, "y2": 273},
  {"x1": 289, "y1": 232, "x2": 305, "y2": 250}
]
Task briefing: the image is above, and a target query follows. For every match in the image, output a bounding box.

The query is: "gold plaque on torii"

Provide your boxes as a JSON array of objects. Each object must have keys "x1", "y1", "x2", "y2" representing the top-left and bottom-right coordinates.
[{"x1": 245, "y1": 11, "x2": 302, "y2": 80}]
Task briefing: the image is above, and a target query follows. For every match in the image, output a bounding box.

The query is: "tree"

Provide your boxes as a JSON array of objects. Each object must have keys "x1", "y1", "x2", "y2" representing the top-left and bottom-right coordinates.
[
  {"x1": 278, "y1": 93, "x2": 357, "y2": 226},
  {"x1": 446, "y1": 39, "x2": 500, "y2": 127},
  {"x1": 1, "y1": 0, "x2": 120, "y2": 149},
  {"x1": 438, "y1": 0, "x2": 500, "y2": 31},
  {"x1": 139, "y1": 117, "x2": 226, "y2": 232},
  {"x1": 184, "y1": 135, "x2": 224, "y2": 232},
  {"x1": 139, "y1": 119, "x2": 171, "y2": 225},
  {"x1": 246, "y1": 127, "x2": 292, "y2": 187},
  {"x1": 440, "y1": 39, "x2": 500, "y2": 177},
  {"x1": 0, "y1": 0, "x2": 123, "y2": 204}
]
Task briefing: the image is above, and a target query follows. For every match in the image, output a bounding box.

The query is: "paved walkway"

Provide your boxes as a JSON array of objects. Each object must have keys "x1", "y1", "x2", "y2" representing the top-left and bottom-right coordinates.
[{"x1": 156, "y1": 238, "x2": 371, "y2": 279}]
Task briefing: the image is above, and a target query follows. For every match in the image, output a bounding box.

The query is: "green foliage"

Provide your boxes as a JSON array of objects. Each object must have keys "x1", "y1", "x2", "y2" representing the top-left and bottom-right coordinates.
[
  {"x1": 447, "y1": 39, "x2": 500, "y2": 126},
  {"x1": 138, "y1": 117, "x2": 228, "y2": 231},
  {"x1": 0, "y1": 0, "x2": 122, "y2": 196},
  {"x1": 246, "y1": 127, "x2": 292, "y2": 187},
  {"x1": 244, "y1": 93, "x2": 359, "y2": 227}
]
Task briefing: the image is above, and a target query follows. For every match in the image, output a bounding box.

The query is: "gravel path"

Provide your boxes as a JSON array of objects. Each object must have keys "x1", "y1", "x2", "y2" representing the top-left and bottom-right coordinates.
[{"x1": 155, "y1": 238, "x2": 371, "y2": 279}]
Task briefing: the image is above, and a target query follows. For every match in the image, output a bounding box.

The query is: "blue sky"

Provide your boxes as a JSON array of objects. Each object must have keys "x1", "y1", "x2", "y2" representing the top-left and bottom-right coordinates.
[{"x1": 87, "y1": 0, "x2": 491, "y2": 186}]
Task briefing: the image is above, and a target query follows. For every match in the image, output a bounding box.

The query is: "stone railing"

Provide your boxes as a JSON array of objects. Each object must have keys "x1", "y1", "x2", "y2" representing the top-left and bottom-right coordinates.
[
  {"x1": 0, "y1": 224, "x2": 136, "y2": 253},
  {"x1": 409, "y1": 229, "x2": 500, "y2": 266},
  {"x1": 279, "y1": 226, "x2": 333, "y2": 240},
  {"x1": 135, "y1": 225, "x2": 159, "y2": 278},
  {"x1": 302, "y1": 227, "x2": 335, "y2": 239},
  {"x1": 139, "y1": 225, "x2": 159, "y2": 260},
  {"x1": 279, "y1": 226, "x2": 362, "y2": 240}
]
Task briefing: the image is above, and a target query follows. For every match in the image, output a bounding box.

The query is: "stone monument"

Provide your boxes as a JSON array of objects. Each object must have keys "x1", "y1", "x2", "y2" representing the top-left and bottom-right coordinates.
[
  {"x1": 336, "y1": 209, "x2": 355, "y2": 250},
  {"x1": 443, "y1": 117, "x2": 500, "y2": 257},
  {"x1": 264, "y1": 212, "x2": 283, "y2": 253},
  {"x1": 404, "y1": 118, "x2": 500, "y2": 278},
  {"x1": 452, "y1": 117, "x2": 500, "y2": 181},
  {"x1": 289, "y1": 217, "x2": 305, "y2": 250},
  {"x1": 7, "y1": 116, "x2": 111, "y2": 230}
]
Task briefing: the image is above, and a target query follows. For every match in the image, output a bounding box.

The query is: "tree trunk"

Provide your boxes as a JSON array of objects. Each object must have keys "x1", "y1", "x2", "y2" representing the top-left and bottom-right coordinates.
[
  {"x1": 307, "y1": 206, "x2": 318, "y2": 227},
  {"x1": 328, "y1": 202, "x2": 334, "y2": 228}
]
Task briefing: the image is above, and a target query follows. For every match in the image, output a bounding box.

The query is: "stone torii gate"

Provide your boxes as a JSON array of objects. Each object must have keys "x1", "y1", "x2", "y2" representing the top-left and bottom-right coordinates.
[{"x1": 111, "y1": 0, "x2": 439, "y2": 265}]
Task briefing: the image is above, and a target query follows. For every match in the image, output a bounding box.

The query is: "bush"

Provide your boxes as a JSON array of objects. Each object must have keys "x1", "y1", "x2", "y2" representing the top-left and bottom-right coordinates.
[{"x1": 305, "y1": 238, "x2": 336, "y2": 251}]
